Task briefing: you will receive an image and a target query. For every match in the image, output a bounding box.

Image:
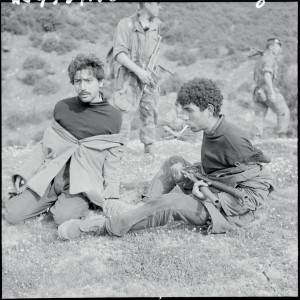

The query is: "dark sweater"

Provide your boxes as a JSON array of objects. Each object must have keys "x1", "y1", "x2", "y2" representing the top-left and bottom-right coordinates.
[
  {"x1": 201, "y1": 115, "x2": 254, "y2": 174},
  {"x1": 53, "y1": 96, "x2": 122, "y2": 140}
]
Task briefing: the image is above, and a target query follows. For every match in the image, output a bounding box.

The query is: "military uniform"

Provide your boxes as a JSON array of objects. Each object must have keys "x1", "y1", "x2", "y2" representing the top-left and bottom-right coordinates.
[
  {"x1": 252, "y1": 49, "x2": 290, "y2": 137},
  {"x1": 110, "y1": 13, "x2": 161, "y2": 146}
]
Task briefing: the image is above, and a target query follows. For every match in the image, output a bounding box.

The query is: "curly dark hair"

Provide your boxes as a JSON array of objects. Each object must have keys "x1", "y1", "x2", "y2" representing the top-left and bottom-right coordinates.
[
  {"x1": 176, "y1": 78, "x2": 223, "y2": 117},
  {"x1": 68, "y1": 53, "x2": 105, "y2": 84}
]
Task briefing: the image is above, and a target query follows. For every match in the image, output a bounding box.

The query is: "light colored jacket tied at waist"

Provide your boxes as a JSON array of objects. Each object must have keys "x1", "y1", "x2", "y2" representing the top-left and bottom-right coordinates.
[
  {"x1": 13, "y1": 119, "x2": 124, "y2": 207},
  {"x1": 201, "y1": 163, "x2": 275, "y2": 234}
]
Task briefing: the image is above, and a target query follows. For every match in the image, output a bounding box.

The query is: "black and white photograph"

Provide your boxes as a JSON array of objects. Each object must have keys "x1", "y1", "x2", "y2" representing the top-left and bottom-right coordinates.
[{"x1": 1, "y1": 0, "x2": 298, "y2": 297}]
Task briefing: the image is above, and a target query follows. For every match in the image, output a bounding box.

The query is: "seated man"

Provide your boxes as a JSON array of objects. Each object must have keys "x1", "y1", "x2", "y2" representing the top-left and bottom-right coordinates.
[
  {"x1": 5, "y1": 53, "x2": 127, "y2": 226},
  {"x1": 57, "y1": 78, "x2": 275, "y2": 240}
]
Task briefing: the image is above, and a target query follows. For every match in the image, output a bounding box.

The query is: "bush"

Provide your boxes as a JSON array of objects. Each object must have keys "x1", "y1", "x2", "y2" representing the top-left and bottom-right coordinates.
[
  {"x1": 55, "y1": 38, "x2": 78, "y2": 55},
  {"x1": 41, "y1": 35, "x2": 77, "y2": 55},
  {"x1": 160, "y1": 74, "x2": 184, "y2": 96},
  {"x1": 161, "y1": 21, "x2": 187, "y2": 45},
  {"x1": 178, "y1": 52, "x2": 197, "y2": 66},
  {"x1": 29, "y1": 34, "x2": 43, "y2": 48},
  {"x1": 33, "y1": 78, "x2": 60, "y2": 96},
  {"x1": 4, "y1": 108, "x2": 53, "y2": 131},
  {"x1": 22, "y1": 55, "x2": 48, "y2": 71},
  {"x1": 36, "y1": 10, "x2": 63, "y2": 32},
  {"x1": 67, "y1": 27, "x2": 98, "y2": 44},
  {"x1": 164, "y1": 49, "x2": 182, "y2": 62},
  {"x1": 3, "y1": 17, "x2": 28, "y2": 35},
  {"x1": 19, "y1": 72, "x2": 41, "y2": 86},
  {"x1": 41, "y1": 36, "x2": 59, "y2": 53}
]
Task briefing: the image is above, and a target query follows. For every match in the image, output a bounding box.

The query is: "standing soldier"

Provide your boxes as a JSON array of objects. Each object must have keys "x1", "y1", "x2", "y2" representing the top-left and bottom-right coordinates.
[
  {"x1": 252, "y1": 38, "x2": 290, "y2": 138},
  {"x1": 108, "y1": 2, "x2": 162, "y2": 154}
]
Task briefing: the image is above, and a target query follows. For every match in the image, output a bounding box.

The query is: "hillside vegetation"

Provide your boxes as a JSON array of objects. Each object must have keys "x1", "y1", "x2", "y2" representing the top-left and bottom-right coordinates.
[{"x1": 1, "y1": 2, "x2": 298, "y2": 146}]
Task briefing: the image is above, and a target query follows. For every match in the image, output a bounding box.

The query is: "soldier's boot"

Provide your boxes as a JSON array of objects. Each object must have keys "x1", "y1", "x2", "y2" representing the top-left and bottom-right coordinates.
[
  {"x1": 58, "y1": 216, "x2": 106, "y2": 241},
  {"x1": 103, "y1": 199, "x2": 137, "y2": 218}
]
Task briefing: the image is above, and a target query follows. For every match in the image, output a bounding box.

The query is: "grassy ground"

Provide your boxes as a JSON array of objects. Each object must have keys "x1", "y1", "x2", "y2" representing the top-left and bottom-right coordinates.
[{"x1": 2, "y1": 137, "x2": 298, "y2": 297}]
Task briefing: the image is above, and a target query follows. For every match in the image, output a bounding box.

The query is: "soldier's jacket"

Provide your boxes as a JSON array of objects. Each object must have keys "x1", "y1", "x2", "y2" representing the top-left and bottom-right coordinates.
[
  {"x1": 254, "y1": 51, "x2": 278, "y2": 90},
  {"x1": 111, "y1": 12, "x2": 161, "y2": 91}
]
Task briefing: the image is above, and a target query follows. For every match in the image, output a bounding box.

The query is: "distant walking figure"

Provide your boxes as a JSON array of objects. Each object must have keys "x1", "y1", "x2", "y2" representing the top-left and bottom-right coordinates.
[{"x1": 252, "y1": 38, "x2": 290, "y2": 138}]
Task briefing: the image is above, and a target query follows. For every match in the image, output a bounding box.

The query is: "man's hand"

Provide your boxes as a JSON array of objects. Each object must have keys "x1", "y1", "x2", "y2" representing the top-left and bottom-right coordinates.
[
  {"x1": 14, "y1": 175, "x2": 26, "y2": 194},
  {"x1": 192, "y1": 180, "x2": 209, "y2": 200},
  {"x1": 171, "y1": 162, "x2": 184, "y2": 182},
  {"x1": 136, "y1": 69, "x2": 154, "y2": 85}
]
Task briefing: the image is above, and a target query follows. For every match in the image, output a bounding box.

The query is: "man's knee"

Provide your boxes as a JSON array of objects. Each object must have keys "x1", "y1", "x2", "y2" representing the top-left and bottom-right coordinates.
[
  {"x1": 4, "y1": 208, "x2": 24, "y2": 225},
  {"x1": 165, "y1": 155, "x2": 186, "y2": 166},
  {"x1": 51, "y1": 197, "x2": 89, "y2": 225},
  {"x1": 52, "y1": 210, "x2": 79, "y2": 225},
  {"x1": 4, "y1": 193, "x2": 32, "y2": 225}
]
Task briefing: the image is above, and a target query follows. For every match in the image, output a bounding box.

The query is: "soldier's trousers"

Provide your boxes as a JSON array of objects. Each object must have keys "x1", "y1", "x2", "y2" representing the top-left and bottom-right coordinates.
[
  {"x1": 111, "y1": 82, "x2": 160, "y2": 145},
  {"x1": 252, "y1": 88, "x2": 290, "y2": 136}
]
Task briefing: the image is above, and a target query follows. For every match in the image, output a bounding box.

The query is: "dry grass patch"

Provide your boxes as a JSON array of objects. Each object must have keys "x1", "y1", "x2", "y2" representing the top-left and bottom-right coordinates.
[{"x1": 2, "y1": 138, "x2": 298, "y2": 297}]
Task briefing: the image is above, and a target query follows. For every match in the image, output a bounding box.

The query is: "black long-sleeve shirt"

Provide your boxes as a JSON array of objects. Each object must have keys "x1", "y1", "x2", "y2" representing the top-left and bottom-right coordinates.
[
  {"x1": 201, "y1": 115, "x2": 255, "y2": 174},
  {"x1": 53, "y1": 96, "x2": 122, "y2": 140}
]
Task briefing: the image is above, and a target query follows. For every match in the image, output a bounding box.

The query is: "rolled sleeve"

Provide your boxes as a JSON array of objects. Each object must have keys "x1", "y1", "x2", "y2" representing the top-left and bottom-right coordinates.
[
  {"x1": 262, "y1": 56, "x2": 275, "y2": 76},
  {"x1": 113, "y1": 19, "x2": 131, "y2": 60}
]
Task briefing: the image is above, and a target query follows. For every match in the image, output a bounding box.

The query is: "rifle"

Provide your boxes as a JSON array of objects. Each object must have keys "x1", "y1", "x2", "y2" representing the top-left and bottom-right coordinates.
[
  {"x1": 248, "y1": 47, "x2": 264, "y2": 58},
  {"x1": 141, "y1": 35, "x2": 162, "y2": 94},
  {"x1": 181, "y1": 167, "x2": 249, "y2": 206}
]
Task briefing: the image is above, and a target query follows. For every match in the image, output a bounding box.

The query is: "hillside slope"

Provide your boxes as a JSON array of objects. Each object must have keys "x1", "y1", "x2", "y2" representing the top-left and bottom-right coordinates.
[{"x1": 1, "y1": 1, "x2": 298, "y2": 146}]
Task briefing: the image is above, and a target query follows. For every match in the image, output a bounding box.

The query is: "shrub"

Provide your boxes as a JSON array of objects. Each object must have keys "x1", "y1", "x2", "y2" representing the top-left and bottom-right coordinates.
[
  {"x1": 41, "y1": 36, "x2": 59, "y2": 53},
  {"x1": 161, "y1": 21, "x2": 187, "y2": 45},
  {"x1": 67, "y1": 27, "x2": 98, "y2": 44},
  {"x1": 36, "y1": 10, "x2": 63, "y2": 32},
  {"x1": 164, "y1": 49, "x2": 197, "y2": 66},
  {"x1": 3, "y1": 17, "x2": 28, "y2": 35},
  {"x1": 29, "y1": 34, "x2": 43, "y2": 48},
  {"x1": 22, "y1": 55, "x2": 48, "y2": 71},
  {"x1": 160, "y1": 74, "x2": 184, "y2": 96},
  {"x1": 19, "y1": 72, "x2": 41, "y2": 86},
  {"x1": 55, "y1": 38, "x2": 78, "y2": 55},
  {"x1": 178, "y1": 52, "x2": 197, "y2": 66},
  {"x1": 33, "y1": 78, "x2": 60, "y2": 96},
  {"x1": 41, "y1": 35, "x2": 77, "y2": 55},
  {"x1": 164, "y1": 49, "x2": 182, "y2": 62},
  {"x1": 4, "y1": 108, "x2": 53, "y2": 131}
]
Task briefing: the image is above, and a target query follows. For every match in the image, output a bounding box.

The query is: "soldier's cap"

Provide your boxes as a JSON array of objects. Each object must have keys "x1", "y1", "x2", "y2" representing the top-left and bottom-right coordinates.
[{"x1": 266, "y1": 38, "x2": 282, "y2": 46}]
